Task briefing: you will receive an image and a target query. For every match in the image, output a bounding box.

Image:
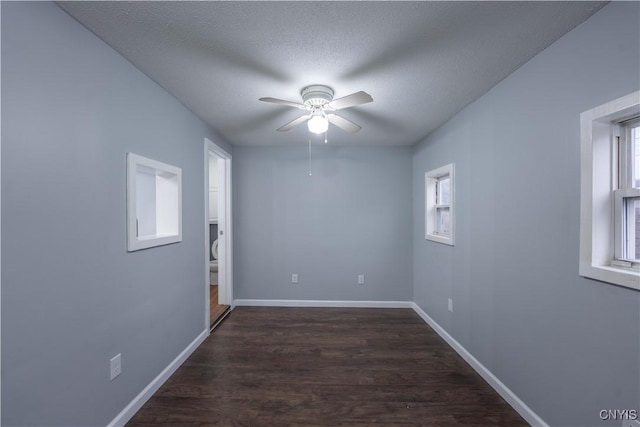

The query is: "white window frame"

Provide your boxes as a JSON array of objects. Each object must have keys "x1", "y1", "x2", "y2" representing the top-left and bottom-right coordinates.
[
  {"x1": 579, "y1": 91, "x2": 640, "y2": 290},
  {"x1": 613, "y1": 118, "x2": 640, "y2": 263},
  {"x1": 613, "y1": 189, "x2": 640, "y2": 262},
  {"x1": 425, "y1": 163, "x2": 455, "y2": 246}
]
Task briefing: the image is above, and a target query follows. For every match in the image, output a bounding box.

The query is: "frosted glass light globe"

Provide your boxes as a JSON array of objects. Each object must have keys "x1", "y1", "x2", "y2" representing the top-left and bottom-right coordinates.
[{"x1": 307, "y1": 115, "x2": 328, "y2": 134}]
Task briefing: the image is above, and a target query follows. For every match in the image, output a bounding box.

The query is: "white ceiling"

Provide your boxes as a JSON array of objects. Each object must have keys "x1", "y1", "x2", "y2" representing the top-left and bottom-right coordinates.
[{"x1": 58, "y1": 1, "x2": 605, "y2": 146}]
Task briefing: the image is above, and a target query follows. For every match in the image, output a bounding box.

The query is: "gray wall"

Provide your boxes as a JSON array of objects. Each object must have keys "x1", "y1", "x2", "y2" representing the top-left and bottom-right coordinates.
[
  {"x1": 234, "y1": 145, "x2": 413, "y2": 302},
  {"x1": 1, "y1": 2, "x2": 230, "y2": 426},
  {"x1": 412, "y1": 2, "x2": 640, "y2": 426},
  {"x1": 3, "y1": 1, "x2": 638, "y2": 426}
]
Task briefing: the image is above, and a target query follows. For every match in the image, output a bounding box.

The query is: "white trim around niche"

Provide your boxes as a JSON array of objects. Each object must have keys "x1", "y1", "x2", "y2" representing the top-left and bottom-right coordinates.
[{"x1": 127, "y1": 153, "x2": 182, "y2": 252}]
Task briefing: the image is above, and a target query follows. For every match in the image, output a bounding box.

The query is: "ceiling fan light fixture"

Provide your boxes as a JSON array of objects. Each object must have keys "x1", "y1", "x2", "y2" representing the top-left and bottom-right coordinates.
[
  {"x1": 301, "y1": 85, "x2": 334, "y2": 107},
  {"x1": 260, "y1": 85, "x2": 372, "y2": 134},
  {"x1": 307, "y1": 114, "x2": 328, "y2": 134}
]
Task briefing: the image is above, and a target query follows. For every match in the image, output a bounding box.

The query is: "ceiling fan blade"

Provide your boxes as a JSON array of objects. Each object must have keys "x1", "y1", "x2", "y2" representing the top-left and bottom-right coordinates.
[
  {"x1": 277, "y1": 114, "x2": 311, "y2": 132},
  {"x1": 327, "y1": 114, "x2": 362, "y2": 133},
  {"x1": 259, "y1": 97, "x2": 306, "y2": 109},
  {"x1": 328, "y1": 91, "x2": 373, "y2": 110}
]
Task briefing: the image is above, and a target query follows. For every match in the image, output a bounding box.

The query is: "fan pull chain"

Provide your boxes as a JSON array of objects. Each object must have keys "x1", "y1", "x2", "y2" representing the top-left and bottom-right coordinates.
[
  {"x1": 308, "y1": 136, "x2": 312, "y2": 177},
  {"x1": 324, "y1": 130, "x2": 328, "y2": 144}
]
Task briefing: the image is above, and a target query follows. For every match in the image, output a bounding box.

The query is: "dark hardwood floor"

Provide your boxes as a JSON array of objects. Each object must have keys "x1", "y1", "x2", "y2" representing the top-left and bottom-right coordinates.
[
  {"x1": 209, "y1": 285, "x2": 229, "y2": 327},
  {"x1": 127, "y1": 307, "x2": 529, "y2": 426}
]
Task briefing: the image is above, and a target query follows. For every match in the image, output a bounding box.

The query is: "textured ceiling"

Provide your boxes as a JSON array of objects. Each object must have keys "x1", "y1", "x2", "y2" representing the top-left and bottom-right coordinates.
[{"x1": 58, "y1": 1, "x2": 605, "y2": 146}]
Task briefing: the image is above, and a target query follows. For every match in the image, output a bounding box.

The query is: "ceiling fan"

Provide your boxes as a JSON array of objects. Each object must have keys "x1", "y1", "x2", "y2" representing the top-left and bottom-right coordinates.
[{"x1": 259, "y1": 85, "x2": 373, "y2": 134}]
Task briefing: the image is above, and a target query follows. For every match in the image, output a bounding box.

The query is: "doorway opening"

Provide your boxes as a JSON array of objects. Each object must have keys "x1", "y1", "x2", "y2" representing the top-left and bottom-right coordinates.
[{"x1": 205, "y1": 138, "x2": 232, "y2": 329}]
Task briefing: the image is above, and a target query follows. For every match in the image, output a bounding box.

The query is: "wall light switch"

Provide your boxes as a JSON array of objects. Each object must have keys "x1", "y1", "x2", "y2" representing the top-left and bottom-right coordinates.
[
  {"x1": 110, "y1": 353, "x2": 121, "y2": 380},
  {"x1": 291, "y1": 273, "x2": 298, "y2": 284},
  {"x1": 357, "y1": 274, "x2": 365, "y2": 285},
  {"x1": 448, "y1": 298, "x2": 453, "y2": 312}
]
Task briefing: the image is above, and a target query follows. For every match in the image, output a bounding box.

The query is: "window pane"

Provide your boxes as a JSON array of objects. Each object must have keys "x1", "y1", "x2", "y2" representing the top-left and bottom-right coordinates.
[
  {"x1": 438, "y1": 177, "x2": 450, "y2": 204},
  {"x1": 633, "y1": 126, "x2": 640, "y2": 188},
  {"x1": 627, "y1": 197, "x2": 640, "y2": 261},
  {"x1": 436, "y1": 207, "x2": 450, "y2": 235}
]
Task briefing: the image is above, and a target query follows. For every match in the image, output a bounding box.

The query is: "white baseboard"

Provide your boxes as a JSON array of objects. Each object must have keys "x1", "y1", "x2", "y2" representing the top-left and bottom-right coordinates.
[
  {"x1": 107, "y1": 329, "x2": 209, "y2": 427},
  {"x1": 233, "y1": 299, "x2": 413, "y2": 308},
  {"x1": 410, "y1": 302, "x2": 547, "y2": 427}
]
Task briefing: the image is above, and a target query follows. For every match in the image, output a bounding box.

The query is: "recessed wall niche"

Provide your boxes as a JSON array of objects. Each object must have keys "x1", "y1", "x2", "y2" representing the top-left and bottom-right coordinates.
[{"x1": 127, "y1": 153, "x2": 182, "y2": 251}]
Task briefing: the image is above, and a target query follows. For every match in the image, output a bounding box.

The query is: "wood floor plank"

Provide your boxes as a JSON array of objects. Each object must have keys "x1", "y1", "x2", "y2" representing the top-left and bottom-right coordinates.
[
  {"x1": 209, "y1": 285, "x2": 229, "y2": 327},
  {"x1": 127, "y1": 307, "x2": 528, "y2": 426}
]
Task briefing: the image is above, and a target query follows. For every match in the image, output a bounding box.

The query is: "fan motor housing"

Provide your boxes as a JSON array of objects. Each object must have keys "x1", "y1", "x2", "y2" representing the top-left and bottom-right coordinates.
[{"x1": 301, "y1": 85, "x2": 334, "y2": 108}]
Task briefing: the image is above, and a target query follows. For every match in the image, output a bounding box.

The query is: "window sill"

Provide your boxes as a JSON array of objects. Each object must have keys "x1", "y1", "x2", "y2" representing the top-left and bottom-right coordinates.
[
  {"x1": 580, "y1": 263, "x2": 640, "y2": 291},
  {"x1": 129, "y1": 234, "x2": 181, "y2": 251},
  {"x1": 425, "y1": 233, "x2": 454, "y2": 246}
]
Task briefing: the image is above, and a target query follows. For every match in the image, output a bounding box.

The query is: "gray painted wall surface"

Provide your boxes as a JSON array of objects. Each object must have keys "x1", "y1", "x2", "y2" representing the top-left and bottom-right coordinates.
[
  {"x1": 234, "y1": 145, "x2": 413, "y2": 302},
  {"x1": 3, "y1": 1, "x2": 638, "y2": 426},
  {"x1": 412, "y1": 3, "x2": 639, "y2": 426},
  {"x1": 1, "y1": 3, "x2": 230, "y2": 425}
]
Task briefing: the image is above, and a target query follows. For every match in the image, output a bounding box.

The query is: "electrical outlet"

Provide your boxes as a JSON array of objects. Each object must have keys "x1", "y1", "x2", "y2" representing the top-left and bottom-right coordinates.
[
  {"x1": 622, "y1": 420, "x2": 640, "y2": 427},
  {"x1": 291, "y1": 273, "x2": 299, "y2": 284},
  {"x1": 448, "y1": 298, "x2": 453, "y2": 312},
  {"x1": 357, "y1": 274, "x2": 365, "y2": 285},
  {"x1": 110, "y1": 353, "x2": 121, "y2": 380}
]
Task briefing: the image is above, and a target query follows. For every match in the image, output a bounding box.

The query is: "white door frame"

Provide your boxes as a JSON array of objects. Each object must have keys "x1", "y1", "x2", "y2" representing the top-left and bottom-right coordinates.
[{"x1": 204, "y1": 138, "x2": 233, "y2": 329}]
